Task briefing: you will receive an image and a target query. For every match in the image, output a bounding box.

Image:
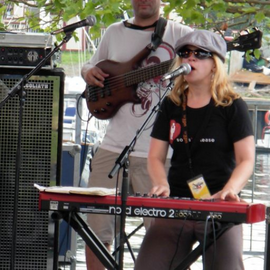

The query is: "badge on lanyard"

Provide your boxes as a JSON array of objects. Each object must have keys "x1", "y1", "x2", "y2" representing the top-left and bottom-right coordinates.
[{"x1": 187, "y1": 174, "x2": 211, "y2": 199}]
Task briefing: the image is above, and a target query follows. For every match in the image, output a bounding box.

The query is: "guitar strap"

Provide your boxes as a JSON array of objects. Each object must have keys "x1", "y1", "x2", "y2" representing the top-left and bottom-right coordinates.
[{"x1": 151, "y1": 17, "x2": 167, "y2": 51}]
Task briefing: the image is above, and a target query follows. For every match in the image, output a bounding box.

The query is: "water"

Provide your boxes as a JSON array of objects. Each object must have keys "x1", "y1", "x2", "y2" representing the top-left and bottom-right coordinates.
[{"x1": 60, "y1": 152, "x2": 270, "y2": 270}]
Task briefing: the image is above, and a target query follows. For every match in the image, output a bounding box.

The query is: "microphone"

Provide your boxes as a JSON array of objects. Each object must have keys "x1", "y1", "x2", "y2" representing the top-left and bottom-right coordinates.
[
  {"x1": 161, "y1": 63, "x2": 191, "y2": 81},
  {"x1": 51, "y1": 15, "x2": 96, "y2": 35}
]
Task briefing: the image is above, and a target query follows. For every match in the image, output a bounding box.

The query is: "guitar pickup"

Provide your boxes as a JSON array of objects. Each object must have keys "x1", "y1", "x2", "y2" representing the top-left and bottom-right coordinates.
[{"x1": 100, "y1": 87, "x2": 111, "y2": 98}]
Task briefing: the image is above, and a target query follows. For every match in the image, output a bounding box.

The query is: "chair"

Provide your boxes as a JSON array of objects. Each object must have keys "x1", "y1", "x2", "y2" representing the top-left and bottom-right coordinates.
[{"x1": 64, "y1": 106, "x2": 76, "y2": 124}]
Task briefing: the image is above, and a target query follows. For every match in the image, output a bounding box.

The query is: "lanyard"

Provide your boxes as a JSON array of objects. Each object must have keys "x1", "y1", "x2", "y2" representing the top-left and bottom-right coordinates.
[
  {"x1": 181, "y1": 94, "x2": 214, "y2": 174},
  {"x1": 181, "y1": 94, "x2": 193, "y2": 172}
]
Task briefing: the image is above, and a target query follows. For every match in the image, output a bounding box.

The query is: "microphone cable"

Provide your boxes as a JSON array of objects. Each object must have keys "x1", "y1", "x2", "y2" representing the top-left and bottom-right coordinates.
[
  {"x1": 168, "y1": 218, "x2": 188, "y2": 270},
  {"x1": 202, "y1": 216, "x2": 217, "y2": 270}
]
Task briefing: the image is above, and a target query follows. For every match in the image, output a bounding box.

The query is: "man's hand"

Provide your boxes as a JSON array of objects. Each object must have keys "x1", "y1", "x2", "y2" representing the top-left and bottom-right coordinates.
[{"x1": 84, "y1": 66, "x2": 109, "y2": 88}]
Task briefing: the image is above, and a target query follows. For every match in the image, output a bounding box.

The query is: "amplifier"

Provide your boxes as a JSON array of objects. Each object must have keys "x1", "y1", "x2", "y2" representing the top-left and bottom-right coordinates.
[
  {"x1": 0, "y1": 68, "x2": 64, "y2": 269},
  {"x1": 0, "y1": 32, "x2": 55, "y2": 68}
]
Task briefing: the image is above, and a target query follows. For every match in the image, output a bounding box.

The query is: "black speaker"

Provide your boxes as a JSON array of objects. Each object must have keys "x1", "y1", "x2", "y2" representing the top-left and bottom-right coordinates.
[{"x1": 0, "y1": 68, "x2": 64, "y2": 269}]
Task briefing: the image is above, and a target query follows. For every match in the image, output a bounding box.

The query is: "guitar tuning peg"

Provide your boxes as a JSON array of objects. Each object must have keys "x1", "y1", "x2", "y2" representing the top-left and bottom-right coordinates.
[{"x1": 240, "y1": 29, "x2": 249, "y2": 35}]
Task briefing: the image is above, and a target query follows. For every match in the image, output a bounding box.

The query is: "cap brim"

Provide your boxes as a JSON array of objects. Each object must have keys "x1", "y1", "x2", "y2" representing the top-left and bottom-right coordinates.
[{"x1": 176, "y1": 42, "x2": 211, "y2": 53}]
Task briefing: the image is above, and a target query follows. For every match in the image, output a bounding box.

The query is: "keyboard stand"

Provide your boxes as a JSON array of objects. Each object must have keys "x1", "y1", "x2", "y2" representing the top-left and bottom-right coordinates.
[
  {"x1": 52, "y1": 211, "x2": 119, "y2": 270},
  {"x1": 53, "y1": 209, "x2": 235, "y2": 270},
  {"x1": 174, "y1": 222, "x2": 235, "y2": 270}
]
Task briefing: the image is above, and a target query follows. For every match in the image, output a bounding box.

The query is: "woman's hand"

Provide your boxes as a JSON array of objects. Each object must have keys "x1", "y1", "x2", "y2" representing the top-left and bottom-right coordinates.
[
  {"x1": 210, "y1": 136, "x2": 255, "y2": 203},
  {"x1": 210, "y1": 188, "x2": 241, "y2": 202},
  {"x1": 149, "y1": 184, "x2": 170, "y2": 197}
]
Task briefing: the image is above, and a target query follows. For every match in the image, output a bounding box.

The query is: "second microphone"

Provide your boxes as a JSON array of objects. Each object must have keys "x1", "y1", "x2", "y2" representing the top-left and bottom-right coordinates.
[{"x1": 161, "y1": 63, "x2": 191, "y2": 81}]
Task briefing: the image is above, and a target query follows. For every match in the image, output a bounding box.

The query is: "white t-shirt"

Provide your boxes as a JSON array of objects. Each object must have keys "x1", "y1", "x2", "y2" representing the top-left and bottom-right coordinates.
[{"x1": 83, "y1": 19, "x2": 192, "y2": 158}]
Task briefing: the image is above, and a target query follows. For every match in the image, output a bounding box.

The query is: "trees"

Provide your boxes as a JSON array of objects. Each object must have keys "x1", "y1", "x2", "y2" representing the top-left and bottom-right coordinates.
[
  {"x1": 1, "y1": 0, "x2": 269, "y2": 40},
  {"x1": 164, "y1": 0, "x2": 269, "y2": 30}
]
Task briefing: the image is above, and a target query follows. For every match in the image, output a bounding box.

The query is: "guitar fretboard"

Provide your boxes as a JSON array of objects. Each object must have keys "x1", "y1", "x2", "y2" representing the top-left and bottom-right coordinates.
[{"x1": 124, "y1": 59, "x2": 173, "y2": 86}]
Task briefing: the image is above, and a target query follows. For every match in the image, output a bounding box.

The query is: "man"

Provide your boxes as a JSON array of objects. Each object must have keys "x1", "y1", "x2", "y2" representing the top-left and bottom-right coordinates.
[{"x1": 81, "y1": 0, "x2": 192, "y2": 269}]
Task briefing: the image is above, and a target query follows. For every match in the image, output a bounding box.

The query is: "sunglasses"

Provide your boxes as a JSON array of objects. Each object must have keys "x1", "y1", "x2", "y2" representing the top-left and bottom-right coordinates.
[{"x1": 177, "y1": 49, "x2": 213, "y2": 60}]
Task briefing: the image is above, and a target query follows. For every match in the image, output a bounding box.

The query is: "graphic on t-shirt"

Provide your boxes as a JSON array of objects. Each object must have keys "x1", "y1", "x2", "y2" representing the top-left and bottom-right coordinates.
[
  {"x1": 170, "y1": 120, "x2": 181, "y2": 144},
  {"x1": 131, "y1": 42, "x2": 175, "y2": 122}
]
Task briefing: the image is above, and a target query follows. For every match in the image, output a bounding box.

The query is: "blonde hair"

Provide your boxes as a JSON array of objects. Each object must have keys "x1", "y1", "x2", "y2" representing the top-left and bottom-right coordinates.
[{"x1": 168, "y1": 55, "x2": 240, "y2": 107}]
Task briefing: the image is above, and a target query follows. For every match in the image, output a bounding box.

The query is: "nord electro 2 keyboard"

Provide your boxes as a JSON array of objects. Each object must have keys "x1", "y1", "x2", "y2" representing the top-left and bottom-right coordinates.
[
  {"x1": 38, "y1": 191, "x2": 266, "y2": 270},
  {"x1": 39, "y1": 192, "x2": 266, "y2": 224}
]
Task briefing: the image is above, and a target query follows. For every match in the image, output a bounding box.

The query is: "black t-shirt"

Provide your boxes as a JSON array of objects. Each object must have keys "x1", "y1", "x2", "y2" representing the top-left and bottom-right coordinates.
[{"x1": 151, "y1": 97, "x2": 254, "y2": 197}]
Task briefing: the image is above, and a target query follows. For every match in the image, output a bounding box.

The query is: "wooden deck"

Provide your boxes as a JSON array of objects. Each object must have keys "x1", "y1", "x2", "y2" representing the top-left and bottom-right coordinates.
[{"x1": 230, "y1": 69, "x2": 270, "y2": 87}]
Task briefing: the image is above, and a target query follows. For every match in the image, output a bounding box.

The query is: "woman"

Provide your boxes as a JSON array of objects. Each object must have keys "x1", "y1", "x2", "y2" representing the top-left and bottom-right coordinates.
[{"x1": 135, "y1": 30, "x2": 255, "y2": 270}]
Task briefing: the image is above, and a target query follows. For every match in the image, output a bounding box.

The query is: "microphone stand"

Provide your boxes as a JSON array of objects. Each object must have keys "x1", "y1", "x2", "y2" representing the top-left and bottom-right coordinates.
[
  {"x1": 108, "y1": 80, "x2": 174, "y2": 269},
  {"x1": 0, "y1": 31, "x2": 73, "y2": 270}
]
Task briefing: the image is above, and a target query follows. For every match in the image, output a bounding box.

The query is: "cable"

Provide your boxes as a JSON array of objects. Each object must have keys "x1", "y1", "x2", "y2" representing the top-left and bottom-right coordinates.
[
  {"x1": 76, "y1": 93, "x2": 93, "y2": 123},
  {"x1": 76, "y1": 92, "x2": 94, "y2": 188},
  {"x1": 202, "y1": 216, "x2": 211, "y2": 270},
  {"x1": 202, "y1": 216, "x2": 217, "y2": 270},
  {"x1": 210, "y1": 218, "x2": 217, "y2": 270},
  {"x1": 78, "y1": 110, "x2": 92, "y2": 187},
  {"x1": 169, "y1": 218, "x2": 187, "y2": 270},
  {"x1": 112, "y1": 170, "x2": 120, "y2": 268}
]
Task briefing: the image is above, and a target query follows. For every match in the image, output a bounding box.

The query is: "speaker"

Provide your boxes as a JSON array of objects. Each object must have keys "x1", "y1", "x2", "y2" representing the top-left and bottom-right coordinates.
[{"x1": 0, "y1": 68, "x2": 64, "y2": 269}]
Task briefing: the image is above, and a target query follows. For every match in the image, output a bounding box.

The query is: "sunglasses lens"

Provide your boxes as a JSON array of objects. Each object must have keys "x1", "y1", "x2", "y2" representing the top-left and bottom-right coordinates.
[
  {"x1": 178, "y1": 51, "x2": 189, "y2": 58},
  {"x1": 195, "y1": 50, "x2": 212, "y2": 59},
  {"x1": 178, "y1": 49, "x2": 212, "y2": 59}
]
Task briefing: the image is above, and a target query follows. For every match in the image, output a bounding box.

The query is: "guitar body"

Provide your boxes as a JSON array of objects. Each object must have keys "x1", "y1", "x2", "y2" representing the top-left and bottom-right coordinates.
[
  {"x1": 85, "y1": 59, "x2": 142, "y2": 119},
  {"x1": 226, "y1": 29, "x2": 262, "y2": 52},
  {"x1": 84, "y1": 46, "x2": 155, "y2": 120}
]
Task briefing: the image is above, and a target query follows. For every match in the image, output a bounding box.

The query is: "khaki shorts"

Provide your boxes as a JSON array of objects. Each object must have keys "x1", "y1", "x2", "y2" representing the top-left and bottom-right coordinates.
[{"x1": 87, "y1": 148, "x2": 170, "y2": 244}]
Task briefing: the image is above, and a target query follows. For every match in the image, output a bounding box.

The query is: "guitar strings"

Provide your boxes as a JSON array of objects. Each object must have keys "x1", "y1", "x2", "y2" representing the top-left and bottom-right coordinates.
[
  {"x1": 88, "y1": 60, "x2": 171, "y2": 96},
  {"x1": 87, "y1": 59, "x2": 173, "y2": 99}
]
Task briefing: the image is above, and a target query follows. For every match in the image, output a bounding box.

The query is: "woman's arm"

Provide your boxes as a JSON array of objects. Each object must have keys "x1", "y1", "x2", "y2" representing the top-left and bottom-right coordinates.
[
  {"x1": 211, "y1": 135, "x2": 255, "y2": 201},
  {"x1": 148, "y1": 137, "x2": 170, "y2": 197}
]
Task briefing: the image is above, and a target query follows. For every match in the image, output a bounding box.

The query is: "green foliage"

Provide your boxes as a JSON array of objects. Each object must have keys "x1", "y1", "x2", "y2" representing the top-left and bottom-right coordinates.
[
  {"x1": 211, "y1": 2, "x2": 227, "y2": 12},
  {"x1": 188, "y1": 10, "x2": 205, "y2": 25},
  {"x1": 255, "y1": 12, "x2": 265, "y2": 24},
  {"x1": 1, "y1": 0, "x2": 270, "y2": 45},
  {"x1": 253, "y1": 48, "x2": 261, "y2": 59}
]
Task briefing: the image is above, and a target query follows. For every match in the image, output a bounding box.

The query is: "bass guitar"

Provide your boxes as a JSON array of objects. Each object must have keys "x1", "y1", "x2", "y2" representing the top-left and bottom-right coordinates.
[{"x1": 84, "y1": 29, "x2": 262, "y2": 120}]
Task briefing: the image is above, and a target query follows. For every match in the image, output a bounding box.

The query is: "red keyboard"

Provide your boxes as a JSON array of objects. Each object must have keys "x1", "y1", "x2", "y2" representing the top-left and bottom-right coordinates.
[{"x1": 39, "y1": 192, "x2": 266, "y2": 224}]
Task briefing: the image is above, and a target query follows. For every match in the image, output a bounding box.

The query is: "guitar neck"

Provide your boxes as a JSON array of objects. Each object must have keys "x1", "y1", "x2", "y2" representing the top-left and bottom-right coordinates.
[{"x1": 124, "y1": 59, "x2": 173, "y2": 86}]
